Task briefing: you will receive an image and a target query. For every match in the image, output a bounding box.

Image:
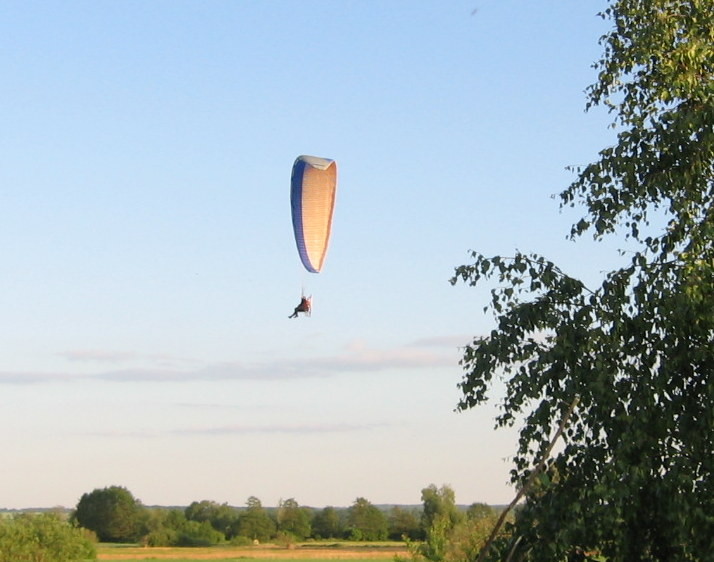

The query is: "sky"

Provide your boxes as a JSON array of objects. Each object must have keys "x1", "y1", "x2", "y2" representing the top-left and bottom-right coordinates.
[{"x1": 0, "y1": 1, "x2": 620, "y2": 510}]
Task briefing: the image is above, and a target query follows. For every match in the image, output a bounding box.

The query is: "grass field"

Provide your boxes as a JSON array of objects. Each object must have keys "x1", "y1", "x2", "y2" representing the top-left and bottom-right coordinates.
[{"x1": 97, "y1": 542, "x2": 409, "y2": 562}]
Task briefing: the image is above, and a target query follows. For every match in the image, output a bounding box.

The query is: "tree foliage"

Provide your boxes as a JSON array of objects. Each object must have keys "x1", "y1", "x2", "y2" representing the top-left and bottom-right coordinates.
[
  {"x1": 442, "y1": 514, "x2": 502, "y2": 562},
  {"x1": 174, "y1": 519, "x2": 225, "y2": 547},
  {"x1": 420, "y1": 485, "x2": 464, "y2": 533},
  {"x1": 466, "y1": 503, "x2": 494, "y2": 521},
  {"x1": 346, "y1": 497, "x2": 388, "y2": 541},
  {"x1": 185, "y1": 500, "x2": 237, "y2": 538},
  {"x1": 0, "y1": 512, "x2": 96, "y2": 562},
  {"x1": 141, "y1": 509, "x2": 181, "y2": 547},
  {"x1": 388, "y1": 506, "x2": 422, "y2": 541},
  {"x1": 234, "y1": 496, "x2": 276, "y2": 542},
  {"x1": 451, "y1": 1, "x2": 714, "y2": 559},
  {"x1": 64, "y1": 485, "x2": 505, "y2": 549},
  {"x1": 312, "y1": 506, "x2": 343, "y2": 539},
  {"x1": 276, "y1": 498, "x2": 312, "y2": 541},
  {"x1": 73, "y1": 486, "x2": 143, "y2": 543},
  {"x1": 400, "y1": 487, "x2": 506, "y2": 562}
]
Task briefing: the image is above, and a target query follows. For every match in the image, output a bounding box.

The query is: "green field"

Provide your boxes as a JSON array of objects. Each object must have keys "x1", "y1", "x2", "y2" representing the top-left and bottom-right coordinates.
[{"x1": 97, "y1": 542, "x2": 408, "y2": 562}]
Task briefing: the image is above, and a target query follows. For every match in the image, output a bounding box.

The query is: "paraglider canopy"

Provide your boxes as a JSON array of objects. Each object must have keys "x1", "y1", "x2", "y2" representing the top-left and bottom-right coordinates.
[{"x1": 290, "y1": 155, "x2": 337, "y2": 273}]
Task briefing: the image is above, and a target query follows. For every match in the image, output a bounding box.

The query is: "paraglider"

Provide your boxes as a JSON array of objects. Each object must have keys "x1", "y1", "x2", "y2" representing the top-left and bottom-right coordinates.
[
  {"x1": 290, "y1": 155, "x2": 337, "y2": 274},
  {"x1": 288, "y1": 155, "x2": 337, "y2": 319}
]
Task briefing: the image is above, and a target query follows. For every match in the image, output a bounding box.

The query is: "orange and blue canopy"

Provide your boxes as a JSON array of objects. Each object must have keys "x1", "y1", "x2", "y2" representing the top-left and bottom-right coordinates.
[{"x1": 290, "y1": 155, "x2": 337, "y2": 273}]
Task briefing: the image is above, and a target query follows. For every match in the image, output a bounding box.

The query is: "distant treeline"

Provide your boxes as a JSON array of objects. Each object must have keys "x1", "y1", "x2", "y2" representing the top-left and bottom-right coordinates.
[{"x1": 53, "y1": 484, "x2": 499, "y2": 547}]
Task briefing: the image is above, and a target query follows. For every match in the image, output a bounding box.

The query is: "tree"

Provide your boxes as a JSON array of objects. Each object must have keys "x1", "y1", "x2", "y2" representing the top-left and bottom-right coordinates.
[
  {"x1": 345, "y1": 497, "x2": 388, "y2": 541},
  {"x1": 175, "y1": 519, "x2": 224, "y2": 547},
  {"x1": 411, "y1": 485, "x2": 466, "y2": 562},
  {"x1": 451, "y1": 1, "x2": 714, "y2": 559},
  {"x1": 466, "y1": 503, "x2": 494, "y2": 521},
  {"x1": 141, "y1": 509, "x2": 180, "y2": 547},
  {"x1": 233, "y1": 496, "x2": 276, "y2": 542},
  {"x1": 141, "y1": 508, "x2": 224, "y2": 547},
  {"x1": 420, "y1": 485, "x2": 463, "y2": 534},
  {"x1": 312, "y1": 506, "x2": 343, "y2": 539},
  {"x1": 73, "y1": 486, "x2": 144, "y2": 543},
  {"x1": 0, "y1": 512, "x2": 96, "y2": 562},
  {"x1": 185, "y1": 500, "x2": 237, "y2": 538},
  {"x1": 400, "y1": 504, "x2": 508, "y2": 562},
  {"x1": 388, "y1": 506, "x2": 422, "y2": 541},
  {"x1": 441, "y1": 515, "x2": 502, "y2": 562},
  {"x1": 276, "y1": 498, "x2": 312, "y2": 540}
]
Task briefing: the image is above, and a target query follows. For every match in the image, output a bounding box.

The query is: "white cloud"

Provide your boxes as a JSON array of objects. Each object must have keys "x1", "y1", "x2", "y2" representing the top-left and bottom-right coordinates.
[
  {"x1": 408, "y1": 335, "x2": 475, "y2": 348},
  {"x1": 2, "y1": 336, "x2": 464, "y2": 385},
  {"x1": 0, "y1": 371, "x2": 77, "y2": 385},
  {"x1": 58, "y1": 350, "x2": 200, "y2": 368}
]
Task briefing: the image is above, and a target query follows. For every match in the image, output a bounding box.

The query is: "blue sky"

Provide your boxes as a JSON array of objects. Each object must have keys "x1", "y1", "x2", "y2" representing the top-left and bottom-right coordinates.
[{"x1": 0, "y1": 1, "x2": 619, "y2": 510}]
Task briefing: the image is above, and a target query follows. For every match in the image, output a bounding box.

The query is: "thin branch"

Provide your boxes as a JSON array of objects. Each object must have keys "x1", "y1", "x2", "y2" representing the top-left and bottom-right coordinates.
[{"x1": 476, "y1": 394, "x2": 581, "y2": 562}]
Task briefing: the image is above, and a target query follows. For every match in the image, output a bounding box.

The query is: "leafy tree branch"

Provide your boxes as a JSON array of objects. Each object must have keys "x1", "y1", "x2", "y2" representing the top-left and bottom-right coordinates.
[{"x1": 452, "y1": 1, "x2": 714, "y2": 559}]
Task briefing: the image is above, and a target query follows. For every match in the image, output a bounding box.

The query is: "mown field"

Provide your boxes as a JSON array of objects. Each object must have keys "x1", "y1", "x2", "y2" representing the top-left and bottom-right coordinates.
[{"x1": 97, "y1": 542, "x2": 409, "y2": 562}]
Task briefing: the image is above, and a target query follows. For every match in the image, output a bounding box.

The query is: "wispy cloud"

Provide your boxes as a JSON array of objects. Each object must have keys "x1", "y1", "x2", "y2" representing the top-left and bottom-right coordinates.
[
  {"x1": 58, "y1": 350, "x2": 200, "y2": 368},
  {"x1": 0, "y1": 371, "x2": 77, "y2": 385},
  {"x1": 2, "y1": 337, "x2": 464, "y2": 385},
  {"x1": 171, "y1": 421, "x2": 387, "y2": 436},
  {"x1": 80, "y1": 422, "x2": 387, "y2": 439},
  {"x1": 408, "y1": 335, "x2": 474, "y2": 348}
]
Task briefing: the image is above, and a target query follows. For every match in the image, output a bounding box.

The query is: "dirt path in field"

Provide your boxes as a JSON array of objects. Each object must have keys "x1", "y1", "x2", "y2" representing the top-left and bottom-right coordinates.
[{"x1": 98, "y1": 546, "x2": 408, "y2": 560}]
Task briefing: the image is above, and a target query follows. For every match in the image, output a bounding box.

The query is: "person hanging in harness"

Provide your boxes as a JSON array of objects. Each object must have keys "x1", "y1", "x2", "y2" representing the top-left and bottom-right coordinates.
[{"x1": 288, "y1": 296, "x2": 311, "y2": 318}]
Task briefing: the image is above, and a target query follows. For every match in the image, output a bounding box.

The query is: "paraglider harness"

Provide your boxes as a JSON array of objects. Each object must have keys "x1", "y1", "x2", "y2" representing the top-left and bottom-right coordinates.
[{"x1": 289, "y1": 295, "x2": 312, "y2": 318}]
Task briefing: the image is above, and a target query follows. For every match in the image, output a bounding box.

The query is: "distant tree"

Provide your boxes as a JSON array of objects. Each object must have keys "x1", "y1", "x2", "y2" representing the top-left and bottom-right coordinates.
[
  {"x1": 420, "y1": 485, "x2": 463, "y2": 533},
  {"x1": 0, "y1": 512, "x2": 97, "y2": 562},
  {"x1": 276, "y1": 498, "x2": 312, "y2": 540},
  {"x1": 161, "y1": 509, "x2": 190, "y2": 544},
  {"x1": 346, "y1": 497, "x2": 388, "y2": 541},
  {"x1": 401, "y1": 506, "x2": 506, "y2": 562},
  {"x1": 465, "y1": 503, "x2": 494, "y2": 521},
  {"x1": 185, "y1": 500, "x2": 237, "y2": 538},
  {"x1": 441, "y1": 514, "x2": 502, "y2": 562},
  {"x1": 73, "y1": 486, "x2": 144, "y2": 542},
  {"x1": 141, "y1": 509, "x2": 179, "y2": 547},
  {"x1": 409, "y1": 485, "x2": 466, "y2": 562},
  {"x1": 234, "y1": 496, "x2": 276, "y2": 542},
  {"x1": 311, "y1": 506, "x2": 343, "y2": 539},
  {"x1": 415, "y1": 514, "x2": 450, "y2": 562},
  {"x1": 175, "y1": 519, "x2": 224, "y2": 547},
  {"x1": 141, "y1": 508, "x2": 225, "y2": 547},
  {"x1": 388, "y1": 506, "x2": 422, "y2": 540}
]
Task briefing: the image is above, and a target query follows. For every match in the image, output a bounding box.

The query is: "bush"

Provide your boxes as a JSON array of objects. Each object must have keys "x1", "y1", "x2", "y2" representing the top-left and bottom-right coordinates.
[
  {"x1": 175, "y1": 520, "x2": 224, "y2": 547},
  {"x1": 275, "y1": 530, "x2": 297, "y2": 549},
  {"x1": 142, "y1": 526, "x2": 178, "y2": 547},
  {"x1": 0, "y1": 512, "x2": 97, "y2": 562},
  {"x1": 442, "y1": 515, "x2": 501, "y2": 562},
  {"x1": 229, "y1": 535, "x2": 254, "y2": 546}
]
